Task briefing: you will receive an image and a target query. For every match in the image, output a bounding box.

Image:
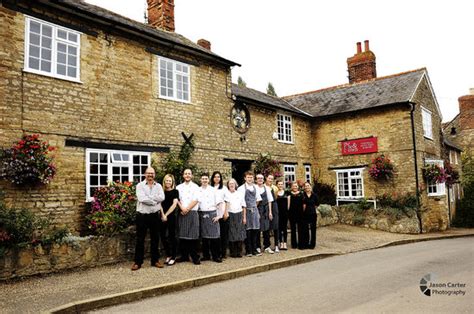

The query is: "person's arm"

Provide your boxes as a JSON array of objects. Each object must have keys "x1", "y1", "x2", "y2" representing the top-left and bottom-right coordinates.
[
  {"x1": 153, "y1": 184, "x2": 165, "y2": 204},
  {"x1": 256, "y1": 188, "x2": 262, "y2": 206},
  {"x1": 242, "y1": 206, "x2": 247, "y2": 225},
  {"x1": 164, "y1": 198, "x2": 178, "y2": 218},
  {"x1": 136, "y1": 183, "x2": 156, "y2": 206}
]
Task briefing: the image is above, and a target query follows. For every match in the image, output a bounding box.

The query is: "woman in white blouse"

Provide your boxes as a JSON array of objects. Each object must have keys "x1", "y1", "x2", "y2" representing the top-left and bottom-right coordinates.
[{"x1": 225, "y1": 178, "x2": 247, "y2": 257}]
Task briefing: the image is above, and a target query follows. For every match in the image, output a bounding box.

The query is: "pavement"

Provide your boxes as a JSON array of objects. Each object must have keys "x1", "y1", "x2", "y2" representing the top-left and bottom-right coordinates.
[{"x1": 1, "y1": 224, "x2": 473, "y2": 314}]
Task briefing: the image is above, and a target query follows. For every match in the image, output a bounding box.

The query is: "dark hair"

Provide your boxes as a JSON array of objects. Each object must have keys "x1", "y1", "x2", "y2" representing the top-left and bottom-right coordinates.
[
  {"x1": 200, "y1": 172, "x2": 210, "y2": 178},
  {"x1": 210, "y1": 171, "x2": 223, "y2": 189},
  {"x1": 244, "y1": 170, "x2": 254, "y2": 177}
]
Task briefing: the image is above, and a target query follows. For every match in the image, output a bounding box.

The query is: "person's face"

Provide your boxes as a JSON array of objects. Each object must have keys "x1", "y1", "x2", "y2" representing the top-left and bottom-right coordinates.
[
  {"x1": 291, "y1": 182, "x2": 299, "y2": 192},
  {"x1": 266, "y1": 175, "x2": 274, "y2": 185},
  {"x1": 164, "y1": 177, "x2": 173, "y2": 189},
  {"x1": 228, "y1": 181, "x2": 236, "y2": 192},
  {"x1": 245, "y1": 174, "x2": 254, "y2": 184},
  {"x1": 183, "y1": 169, "x2": 192, "y2": 182},
  {"x1": 256, "y1": 175, "x2": 264, "y2": 185},
  {"x1": 200, "y1": 176, "x2": 209, "y2": 186},
  {"x1": 145, "y1": 169, "x2": 155, "y2": 181},
  {"x1": 213, "y1": 173, "x2": 221, "y2": 185},
  {"x1": 304, "y1": 182, "x2": 312, "y2": 192},
  {"x1": 277, "y1": 181, "x2": 284, "y2": 190}
]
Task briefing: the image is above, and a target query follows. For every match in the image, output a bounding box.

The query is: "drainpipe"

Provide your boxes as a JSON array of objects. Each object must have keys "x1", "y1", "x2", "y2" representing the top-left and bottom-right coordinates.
[{"x1": 409, "y1": 102, "x2": 423, "y2": 233}]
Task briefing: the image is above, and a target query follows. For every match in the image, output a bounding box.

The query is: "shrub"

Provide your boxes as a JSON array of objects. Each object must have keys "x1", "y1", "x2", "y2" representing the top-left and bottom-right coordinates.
[
  {"x1": 313, "y1": 179, "x2": 336, "y2": 205},
  {"x1": 0, "y1": 197, "x2": 69, "y2": 255},
  {"x1": 317, "y1": 204, "x2": 333, "y2": 218},
  {"x1": 0, "y1": 134, "x2": 56, "y2": 186},
  {"x1": 86, "y1": 181, "x2": 137, "y2": 235},
  {"x1": 369, "y1": 154, "x2": 395, "y2": 181},
  {"x1": 377, "y1": 193, "x2": 417, "y2": 210},
  {"x1": 452, "y1": 153, "x2": 474, "y2": 228},
  {"x1": 353, "y1": 215, "x2": 366, "y2": 226}
]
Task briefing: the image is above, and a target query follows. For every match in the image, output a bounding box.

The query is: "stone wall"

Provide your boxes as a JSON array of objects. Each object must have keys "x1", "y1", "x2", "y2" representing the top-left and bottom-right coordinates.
[
  {"x1": 0, "y1": 5, "x2": 313, "y2": 233},
  {"x1": 0, "y1": 233, "x2": 136, "y2": 281}
]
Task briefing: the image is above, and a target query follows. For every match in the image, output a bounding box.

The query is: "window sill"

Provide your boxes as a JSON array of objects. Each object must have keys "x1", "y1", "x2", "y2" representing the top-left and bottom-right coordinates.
[
  {"x1": 277, "y1": 140, "x2": 294, "y2": 145},
  {"x1": 23, "y1": 68, "x2": 82, "y2": 84},
  {"x1": 158, "y1": 95, "x2": 191, "y2": 104},
  {"x1": 423, "y1": 135, "x2": 434, "y2": 141}
]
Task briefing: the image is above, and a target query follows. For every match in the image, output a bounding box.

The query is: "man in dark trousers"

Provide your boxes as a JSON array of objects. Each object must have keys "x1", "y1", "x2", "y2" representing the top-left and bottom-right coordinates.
[{"x1": 131, "y1": 167, "x2": 165, "y2": 271}]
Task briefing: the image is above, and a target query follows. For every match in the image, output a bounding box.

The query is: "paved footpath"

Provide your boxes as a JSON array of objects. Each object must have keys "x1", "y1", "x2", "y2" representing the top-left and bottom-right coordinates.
[{"x1": 1, "y1": 224, "x2": 473, "y2": 313}]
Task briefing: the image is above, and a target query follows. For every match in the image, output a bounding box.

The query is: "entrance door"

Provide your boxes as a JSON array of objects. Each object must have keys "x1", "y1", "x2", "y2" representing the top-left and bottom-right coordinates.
[{"x1": 231, "y1": 160, "x2": 253, "y2": 186}]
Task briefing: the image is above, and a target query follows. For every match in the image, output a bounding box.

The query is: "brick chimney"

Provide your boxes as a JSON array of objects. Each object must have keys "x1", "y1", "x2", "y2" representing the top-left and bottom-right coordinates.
[
  {"x1": 347, "y1": 40, "x2": 377, "y2": 83},
  {"x1": 458, "y1": 92, "x2": 474, "y2": 132},
  {"x1": 197, "y1": 39, "x2": 211, "y2": 51},
  {"x1": 147, "y1": 0, "x2": 175, "y2": 32}
]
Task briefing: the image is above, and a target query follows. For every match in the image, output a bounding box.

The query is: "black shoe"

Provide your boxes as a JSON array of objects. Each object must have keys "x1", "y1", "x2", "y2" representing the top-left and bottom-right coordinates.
[
  {"x1": 193, "y1": 258, "x2": 201, "y2": 265},
  {"x1": 201, "y1": 256, "x2": 211, "y2": 261},
  {"x1": 213, "y1": 258, "x2": 223, "y2": 263},
  {"x1": 176, "y1": 256, "x2": 189, "y2": 263}
]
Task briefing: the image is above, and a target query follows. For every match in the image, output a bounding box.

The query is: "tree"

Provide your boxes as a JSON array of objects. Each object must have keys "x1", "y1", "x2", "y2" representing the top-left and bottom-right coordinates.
[
  {"x1": 237, "y1": 76, "x2": 247, "y2": 87},
  {"x1": 266, "y1": 82, "x2": 277, "y2": 96}
]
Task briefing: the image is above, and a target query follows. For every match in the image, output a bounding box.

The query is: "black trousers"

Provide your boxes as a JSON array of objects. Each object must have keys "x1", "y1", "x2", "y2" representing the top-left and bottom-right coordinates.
[
  {"x1": 289, "y1": 218, "x2": 298, "y2": 248},
  {"x1": 273, "y1": 227, "x2": 279, "y2": 246},
  {"x1": 179, "y1": 239, "x2": 200, "y2": 262},
  {"x1": 202, "y1": 238, "x2": 221, "y2": 260},
  {"x1": 297, "y1": 218, "x2": 309, "y2": 250},
  {"x1": 159, "y1": 215, "x2": 177, "y2": 259},
  {"x1": 229, "y1": 241, "x2": 243, "y2": 257},
  {"x1": 245, "y1": 229, "x2": 259, "y2": 255},
  {"x1": 134, "y1": 212, "x2": 160, "y2": 266},
  {"x1": 307, "y1": 214, "x2": 317, "y2": 249},
  {"x1": 219, "y1": 219, "x2": 229, "y2": 258},
  {"x1": 259, "y1": 230, "x2": 271, "y2": 249}
]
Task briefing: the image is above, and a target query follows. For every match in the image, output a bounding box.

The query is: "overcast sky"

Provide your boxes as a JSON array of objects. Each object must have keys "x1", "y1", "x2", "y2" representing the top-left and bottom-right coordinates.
[{"x1": 85, "y1": 0, "x2": 473, "y2": 122}]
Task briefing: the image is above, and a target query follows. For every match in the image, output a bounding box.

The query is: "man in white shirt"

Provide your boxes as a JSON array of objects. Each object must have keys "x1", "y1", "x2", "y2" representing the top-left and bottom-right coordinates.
[
  {"x1": 132, "y1": 167, "x2": 165, "y2": 271},
  {"x1": 176, "y1": 168, "x2": 201, "y2": 265}
]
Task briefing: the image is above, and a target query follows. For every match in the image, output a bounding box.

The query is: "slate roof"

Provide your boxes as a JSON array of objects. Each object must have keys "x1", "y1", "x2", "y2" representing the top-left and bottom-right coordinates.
[
  {"x1": 443, "y1": 138, "x2": 462, "y2": 151},
  {"x1": 284, "y1": 68, "x2": 427, "y2": 118},
  {"x1": 231, "y1": 84, "x2": 311, "y2": 116},
  {"x1": 18, "y1": 0, "x2": 239, "y2": 67}
]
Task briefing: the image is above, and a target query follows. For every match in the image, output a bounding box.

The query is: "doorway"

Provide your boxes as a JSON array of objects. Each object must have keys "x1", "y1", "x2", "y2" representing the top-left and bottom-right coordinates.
[{"x1": 229, "y1": 159, "x2": 253, "y2": 186}]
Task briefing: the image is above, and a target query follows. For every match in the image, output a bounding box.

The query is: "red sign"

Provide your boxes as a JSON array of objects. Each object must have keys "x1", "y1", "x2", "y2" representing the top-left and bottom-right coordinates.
[{"x1": 341, "y1": 137, "x2": 378, "y2": 155}]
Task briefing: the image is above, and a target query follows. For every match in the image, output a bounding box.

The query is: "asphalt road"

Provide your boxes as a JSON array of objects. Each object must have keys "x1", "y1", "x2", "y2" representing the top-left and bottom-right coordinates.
[{"x1": 95, "y1": 238, "x2": 473, "y2": 313}]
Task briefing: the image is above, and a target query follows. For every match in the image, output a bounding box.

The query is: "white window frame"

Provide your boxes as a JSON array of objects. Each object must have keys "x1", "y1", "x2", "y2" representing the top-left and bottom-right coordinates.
[
  {"x1": 304, "y1": 165, "x2": 312, "y2": 183},
  {"x1": 85, "y1": 148, "x2": 151, "y2": 201},
  {"x1": 158, "y1": 56, "x2": 191, "y2": 103},
  {"x1": 425, "y1": 159, "x2": 445, "y2": 197},
  {"x1": 283, "y1": 164, "x2": 296, "y2": 189},
  {"x1": 24, "y1": 16, "x2": 81, "y2": 82},
  {"x1": 421, "y1": 107, "x2": 433, "y2": 140},
  {"x1": 276, "y1": 113, "x2": 293, "y2": 144},
  {"x1": 335, "y1": 168, "x2": 365, "y2": 199}
]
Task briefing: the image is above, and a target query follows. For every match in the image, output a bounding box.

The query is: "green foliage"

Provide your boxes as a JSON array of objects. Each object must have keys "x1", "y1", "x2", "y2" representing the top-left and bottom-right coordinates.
[
  {"x1": 266, "y1": 82, "x2": 277, "y2": 96},
  {"x1": 237, "y1": 76, "x2": 247, "y2": 87},
  {"x1": 0, "y1": 195, "x2": 69, "y2": 255},
  {"x1": 353, "y1": 215, "x2": 366, "y2": 226},
  {"x1": 377, "y1": 192, "x2": 418, "y2": 210},
  {"x1": 154, "y1": 136, "x2": 200, "y2": 185},
  {"x1": 461, "y1": 152, "x2": 474, "y2": 185},
  {"x1": 253, "y1": 153, "x2": 282, "y2": 178},
  {"x1": 86, "y1": 181, "x2": 137, "y2": 235},
  {"x1": 317, "y1": 204, "x2": 333, "y2": 218},
  {"x1": 453, "y1": 181, "x2": 474, "y2": 228},
  {"x1": 313, "y1": 179, "x2": 336, "y2": 205}
]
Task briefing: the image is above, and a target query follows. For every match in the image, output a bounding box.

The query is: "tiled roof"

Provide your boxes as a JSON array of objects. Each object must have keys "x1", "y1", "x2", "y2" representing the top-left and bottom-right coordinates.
[
  {"x1": 31, "y1": 0, "x2": 240, "y2": 67},
  {"x1": 443, "y1": 138, "x2": 462, "y2": 151},
  {"x1": 231, "y1": 84, "x2": 311, "y2": 116},
  {"x1": 284, "y1": 68, "x2": 427, "y2": 117}
]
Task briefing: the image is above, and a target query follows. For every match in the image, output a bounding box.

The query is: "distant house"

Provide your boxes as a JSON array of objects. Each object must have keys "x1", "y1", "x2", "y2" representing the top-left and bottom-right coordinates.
[{"x1": 0, "y1": 1, "x2": 452, "y2": 233}]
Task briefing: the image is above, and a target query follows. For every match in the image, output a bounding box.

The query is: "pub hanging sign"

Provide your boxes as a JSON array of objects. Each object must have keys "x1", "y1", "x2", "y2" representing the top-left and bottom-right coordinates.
[{"x1": 341, "y1": 137, "x2": 378, "y2": 155}]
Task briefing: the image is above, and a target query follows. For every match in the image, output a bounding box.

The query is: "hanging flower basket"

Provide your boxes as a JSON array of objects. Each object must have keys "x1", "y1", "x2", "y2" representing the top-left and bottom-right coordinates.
[
  {"x1": 254, "y1": 153, "x2": 282, "y2": 178},
  {"x1": 0, "y1": 134, "x2": 57, "y2": 186},
  {"x1": 368, "y1": 154, "x2": 394, "y2": 181},
  {"x1": 422, "y1": 164, "x2": 447, "y2": 184},
  {"x1": 443, "y1": 161, "x2": 459, "y2": 187}
]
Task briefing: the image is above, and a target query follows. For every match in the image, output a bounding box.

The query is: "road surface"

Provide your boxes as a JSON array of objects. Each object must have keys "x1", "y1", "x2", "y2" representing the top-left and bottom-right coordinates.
[{"x1": 95, "y1": 237, "x2": 473, "y2": 313}]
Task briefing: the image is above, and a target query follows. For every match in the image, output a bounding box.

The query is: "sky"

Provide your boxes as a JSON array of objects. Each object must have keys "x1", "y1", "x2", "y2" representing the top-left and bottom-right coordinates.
[{"x1": 85, "y1": 0, "x2": 473, "y2": 122}]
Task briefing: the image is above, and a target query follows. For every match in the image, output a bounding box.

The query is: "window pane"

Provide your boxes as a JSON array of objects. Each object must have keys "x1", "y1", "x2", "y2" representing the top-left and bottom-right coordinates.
[
  {"x1": 90, "y1": 176, "x2": 98, "y2": 185},
  {"x1": 30, "y1": 45, "x2": 40, "y2": 58},
  {"x1": 40, "y1": 60, "x2": 51, "y2": 72},
  {"x1": 30, "y1": 33, "x2": 40, "y2": 45},
  {"x1": 30, "y1": 21, "x2": 41, "y2": 34},
  {"x1": 67, "y1": 67, "x2": 76, "y2": 78},
  {"x1": 112, "y1": 176, "x2": 120, "y2": 182},
  {"x1": 141, "y1": 155, "x2": 148, "y2": 164},
  {"x1": 90, "y1": 164, "x2": 98, "y2": 174},
  {"x1": 68, "y1": 45, "x2": 77, "y2": 56},
  {"x1": 68, "y1": 32, "x2": 78, "y2": 42},
  {"x1": 122, "y1": 154, "x2": 129, "y2": 162},
  {"x1": 41, "y1": 48, "x2": 51, "y2": 61},
  {"x1": 90, "y1": 153, "x2": 98, "y2": 163},
  {"x1": 57, "y1": 64, "x2": 66, "y2": 75},
  {"x1": 58, "y1": 29, "x2": 67, "y2": 39},
  {"x1": 68, "y1": 55, "x2": 77, "y2": 66},
  {"x1": 42, "y1": 25, "x2": 52, "y2": 37},
  {"x1": 99, "y1": 176, "x2": 107, "y2": 185},
  {"x1": 41, "y1": 36, "x2": 52, "y2": 49},
  {"x1": 133, "y1": 166, "x2": 140, "y2": 174},
  {"x1": 99, "y1": 153, "x2": 108, "y2": 162},
  {"x1": 57, "y1": 52, "x2": 66, "y2": 64},
  {"x1": 99, "y1": 165, "x2": 107, "y2": 174},
  {"x1": 58, "y1": 42, "x2": 67, "y2": 53},
  {"x1": 112, "y1": 167, "x2": 120, "y2": 175},
  {"x1": 122, "y1": 167, "x2": 129, "y2": 175}
]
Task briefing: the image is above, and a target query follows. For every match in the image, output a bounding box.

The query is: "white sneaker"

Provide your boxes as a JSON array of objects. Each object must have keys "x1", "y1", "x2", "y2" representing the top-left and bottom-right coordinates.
[
  {"x1": 256, "y1": 248, "x2": 261, "y2": 254},
  {"x1": 274, "y1": 247, "x2": 280, "y2": 253},
  {"x1": 264, "y1": 247, "x2": 274, "y2": 254}
]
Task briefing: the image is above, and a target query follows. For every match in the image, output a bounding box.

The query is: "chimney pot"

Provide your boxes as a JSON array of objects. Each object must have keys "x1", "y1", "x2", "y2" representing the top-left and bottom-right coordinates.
[
  {"x1": 347, "y1": 40, "x2": 377, "y2": 83},
  {"x1": 356, "y1": 42, "x2": 362, "y2": 54},
  {"x1": 197, "y1": 39, "x2": 211, "y2": 51},
  {"x1": 364, "y1": 40, "x2": 370, "y2": 51}
]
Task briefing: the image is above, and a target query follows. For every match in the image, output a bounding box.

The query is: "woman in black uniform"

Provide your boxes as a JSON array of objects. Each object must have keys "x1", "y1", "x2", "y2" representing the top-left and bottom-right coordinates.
[
  {"x1": 160, "y1": 174, "x2": 179, "y2": 265},
  {"x1": 275, "y1": 179, "x2": 289, "y2": 250},
  {"x1": 302, "y1": 182, "x2": 318, "y2": 249},
  {"x1": 288, "y1": 182, "x2": 303, "y2": 249}
]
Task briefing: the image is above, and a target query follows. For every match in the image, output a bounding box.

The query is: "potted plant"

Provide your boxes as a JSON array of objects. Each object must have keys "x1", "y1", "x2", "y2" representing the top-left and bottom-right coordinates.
[
  {"x1": 368, "y1": 154, "x2": 394, "y2": 181},
  {"x1": 422, "y1": 164, "x2": 447, "y2": 183}
]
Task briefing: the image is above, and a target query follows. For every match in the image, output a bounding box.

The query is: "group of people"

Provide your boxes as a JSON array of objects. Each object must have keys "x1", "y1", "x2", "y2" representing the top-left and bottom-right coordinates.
[{"x1": 131, "y1": 167, "x2": 319, "y2": 270}]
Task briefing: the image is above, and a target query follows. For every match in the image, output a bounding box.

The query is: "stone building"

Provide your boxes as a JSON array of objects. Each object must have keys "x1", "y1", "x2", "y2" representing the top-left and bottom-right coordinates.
[{"x1": 0, "y1": 0, "x2": 450, "y2": 233}]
